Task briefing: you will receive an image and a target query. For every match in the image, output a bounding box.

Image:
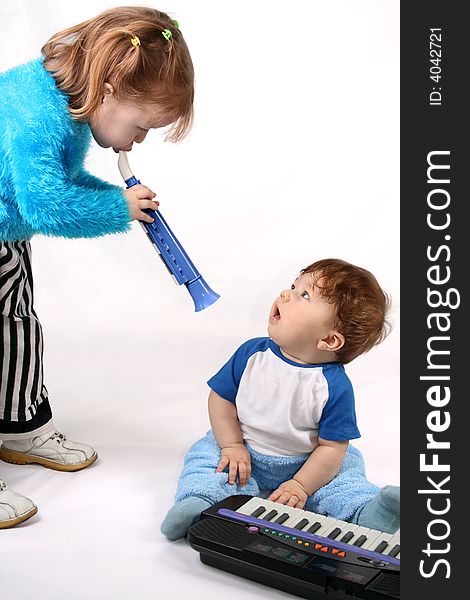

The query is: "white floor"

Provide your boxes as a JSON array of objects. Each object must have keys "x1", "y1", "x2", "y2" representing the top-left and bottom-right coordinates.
[{"x1": 0, "y1": 329, "x2": 399, "y2": 600}]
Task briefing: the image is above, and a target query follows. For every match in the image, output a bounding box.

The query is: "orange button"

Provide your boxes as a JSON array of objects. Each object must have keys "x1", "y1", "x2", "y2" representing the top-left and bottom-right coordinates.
[
  {"x1": 315, "y1": 543, "x2": 323, "y2": 550},
  {"x1": 321, "y1": 547, "x2": 329, "y2": 553},
  {"x1": 338, "y1": 551, "x2": 346, "y2": 558},
  {"x1": 332, "y1": 548, "x2": 340, "y2": 555}
]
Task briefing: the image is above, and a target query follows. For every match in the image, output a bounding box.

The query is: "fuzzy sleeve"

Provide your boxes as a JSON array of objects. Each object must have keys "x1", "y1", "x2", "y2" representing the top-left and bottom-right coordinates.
[
  {"x1": 73, "y1": 168, "x2": 122, "y2": 192},
  {"x1": 8, "y1": 126, "x2": 131, "y2": 239}
]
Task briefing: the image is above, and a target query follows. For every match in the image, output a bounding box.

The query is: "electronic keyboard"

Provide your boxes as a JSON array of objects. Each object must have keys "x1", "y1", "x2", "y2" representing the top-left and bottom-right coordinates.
[{"x1": 187, "y1": 495, "x2": 400, "y2": 599}]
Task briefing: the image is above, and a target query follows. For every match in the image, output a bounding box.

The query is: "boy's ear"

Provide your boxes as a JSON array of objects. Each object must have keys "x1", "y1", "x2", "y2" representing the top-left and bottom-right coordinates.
[{"x1": 317, "y1": 330, "x2": 345, "y2": 353}]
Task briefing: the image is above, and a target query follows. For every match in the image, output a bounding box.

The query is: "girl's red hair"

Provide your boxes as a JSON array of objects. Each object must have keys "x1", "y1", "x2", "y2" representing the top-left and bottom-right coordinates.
[{"x1": 42, "y1": 6, "x2": 194, "y2": 141}]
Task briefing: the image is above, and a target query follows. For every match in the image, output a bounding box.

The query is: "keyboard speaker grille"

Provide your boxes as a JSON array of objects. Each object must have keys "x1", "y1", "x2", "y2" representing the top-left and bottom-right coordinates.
[
  {"x1": 367, "y1": 572, "x2": 400, "y2": 599},
  {"x1": 189, "y1": 518, "x2": 249, "y2": 551}
]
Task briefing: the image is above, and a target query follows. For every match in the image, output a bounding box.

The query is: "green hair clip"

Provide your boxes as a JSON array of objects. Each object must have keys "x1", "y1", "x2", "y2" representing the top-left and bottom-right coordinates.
[
  {"x1": 172, "y1": 20, "x2": 179, "y2": 29},
  {"x1": 162, "y1": 28, "x2": 172, "y2": 41}
]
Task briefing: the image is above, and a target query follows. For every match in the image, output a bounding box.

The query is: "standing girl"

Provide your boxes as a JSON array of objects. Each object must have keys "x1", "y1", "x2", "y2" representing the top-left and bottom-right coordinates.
[{"x1": 0, "y1": 6, "x2": 194, "y2": 528}]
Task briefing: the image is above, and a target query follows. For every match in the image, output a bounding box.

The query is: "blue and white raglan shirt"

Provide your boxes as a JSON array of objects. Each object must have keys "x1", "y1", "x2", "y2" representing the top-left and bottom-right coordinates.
[{"x1": 207, "y1": 337, "x2": 360, "y2": 457}]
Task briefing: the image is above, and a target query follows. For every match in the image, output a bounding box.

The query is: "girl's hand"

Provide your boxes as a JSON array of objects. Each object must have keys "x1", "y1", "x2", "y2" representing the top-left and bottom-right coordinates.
[
  {"x1": 216, "y1": 443, "x2": 252, "y2": 486},
  {"x1": 124, "y1": 185, "x2": 159, "y2": 223},
  {"x1": 268, "y1": 479, "x2": 309, "y2": 509}
]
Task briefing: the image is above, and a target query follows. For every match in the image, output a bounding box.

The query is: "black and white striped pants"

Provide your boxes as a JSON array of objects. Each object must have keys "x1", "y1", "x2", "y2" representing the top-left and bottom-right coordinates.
[{"x1": 0, "y1": 240, "x2": 53, "y2": 440}]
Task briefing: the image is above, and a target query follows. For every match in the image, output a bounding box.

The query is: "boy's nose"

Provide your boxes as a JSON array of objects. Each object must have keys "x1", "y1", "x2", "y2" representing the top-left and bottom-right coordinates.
[{"x1": 280, "y1": 289, "x2": 291, "y2": 301}]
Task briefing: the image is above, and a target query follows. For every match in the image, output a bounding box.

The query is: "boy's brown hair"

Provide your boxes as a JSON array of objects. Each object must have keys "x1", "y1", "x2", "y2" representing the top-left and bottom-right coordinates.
[
  {"x1": 302, "y1": 259, "x2": 391, "y2": 364},
  {"x1": 42, "y1": 6, "x2": 194, "y2": 142}
]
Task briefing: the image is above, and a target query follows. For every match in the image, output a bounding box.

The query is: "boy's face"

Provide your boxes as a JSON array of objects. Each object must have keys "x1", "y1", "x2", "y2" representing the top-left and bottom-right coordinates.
[
  {"x1": 267, "y1": 272, "x2": 343, "y2": 363},
  {"x1": 89, "y1": 83, "x2": 174, "y2": 152}
]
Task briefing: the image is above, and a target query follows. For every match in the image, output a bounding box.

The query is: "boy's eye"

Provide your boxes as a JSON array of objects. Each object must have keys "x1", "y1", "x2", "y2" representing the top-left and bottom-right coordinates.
[
  {"x1": 291, "y1": 284, "x2": 295, "y2": 290},
  {"x1": 301, "y1": 290, "x2": 310, "y2": 300}
]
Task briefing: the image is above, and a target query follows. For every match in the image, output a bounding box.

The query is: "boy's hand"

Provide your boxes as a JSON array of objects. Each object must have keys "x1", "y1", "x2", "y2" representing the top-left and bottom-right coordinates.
[
  {"x1": 124, "y1": 185, "x2": 159, "y2": 223},
  {"x1": 268, "y1": 479, "x2": 309, "y2": 509},
  {"x1": 216, "y1": 443, "x2": 252, "y2": 486}
]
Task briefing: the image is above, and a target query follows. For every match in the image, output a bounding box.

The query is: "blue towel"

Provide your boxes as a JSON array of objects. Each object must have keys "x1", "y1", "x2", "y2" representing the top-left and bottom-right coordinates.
[{"x1": 174, "y1": 430, "x2": 380, "y2": 521}]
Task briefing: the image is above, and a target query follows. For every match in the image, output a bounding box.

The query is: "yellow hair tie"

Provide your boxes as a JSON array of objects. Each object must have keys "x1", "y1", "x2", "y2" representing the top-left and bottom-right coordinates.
[{"x1": 130, "y1": 35, "x2": 141, "y2": 48}]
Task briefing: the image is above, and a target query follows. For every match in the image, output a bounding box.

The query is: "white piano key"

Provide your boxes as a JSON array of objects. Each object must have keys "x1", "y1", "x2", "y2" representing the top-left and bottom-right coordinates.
[
  {"x1": 263, "y1": 506, "x2": 279, "y2": 518},
  {"x1": 365, "y1": 532, "x2": 394, "y2": 553},
  {"x1": 236, "y1": 497, "x2": 268, "y2": 516},
  {"x1": 391, "y1": 529, "x2": 400, "y2": 544},
  {"x1": 274, "y1": 505, "x2": 320, "y2": 529},
  {"x1": 272, "y1": 510, "x2": 292, "y2": 525},
  {"x1": 361, "y1": 530, "x2": 390, "y2": 550},
  {"x1": 272, "y1": 506, "x2": 305, "y2": 527},
  {"x1": 289, "y1": 517, "x2": 311, "y2": 530},
  {"x1": 335, "y1": 522, "x2": 361, "y2": 543},
  {"x1": 280, "y1": 510, "x2": 335, "y2": 535},
  {"x1": 304, "y1": 515, "x2": 334, "y2": 534},
  {"x1": 287, "y1": 509, "x2": 317, "y2": 532},
  {"x1": 321, "y1": 518, "x2": 357, "y2": 538},
  {"x1": 237, "y1": 498, "x2": 307, "y2": 528},
  {"x1": 280, "y1": 508, "x2": 335, "y2": 536},
  {"x1": 353, "y1": 527, "x2": 383, "y2": 550},
  {"x1": 310, "y1": 515, "x2": 339, "y2": 537},
  {"x1": 268, "y1": 503, "x2": 326, "y2": 533},
  {"x1": 238, "y1": 498, "x2": 317, "y2": 532},
  {"x1": 382, "y1": 530, "x2": 401, "y2": 556}
]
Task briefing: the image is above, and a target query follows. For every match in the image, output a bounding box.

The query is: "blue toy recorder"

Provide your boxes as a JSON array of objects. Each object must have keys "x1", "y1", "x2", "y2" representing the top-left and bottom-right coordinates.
[{"x1": 118, "y1": 151, "x2": 220, "y2": 312}]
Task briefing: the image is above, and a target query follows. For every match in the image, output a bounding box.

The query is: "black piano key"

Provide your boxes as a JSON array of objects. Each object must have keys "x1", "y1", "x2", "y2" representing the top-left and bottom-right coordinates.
[
  {"x1": 274, "y1": 513, "x2": 290, "y2": 525},
  {"x1": 251, "y1": 506, "x2": 266, "y2": 518},
  {"x1": 340, "y1": 531, "x2": 355, "y2": 543},
  {"x1": 374, "y1": 540, "x2": 389, "y2": 554},
  {"x1": 307, "y1": 521, "x2": 322, "y2": 534},
  {"x1": 263, "y1": 509, "x2": 278, "y2": 521},
  {"x1": 294, "y1": 518, "x2": 310, "y2": 530},
  {"x1": 353, "y1": 535, "x2": 368, "y2": 547},
  {"x1": 389, "y1": 544, "x2": 400, "y2": 558},
  {"x1": 327, "y1": 527, "x2": 342, "y2": 540}
]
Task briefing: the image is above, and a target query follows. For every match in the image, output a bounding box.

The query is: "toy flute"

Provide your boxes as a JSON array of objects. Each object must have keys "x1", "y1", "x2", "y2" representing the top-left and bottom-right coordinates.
[{"x1": 118, "y1": 151, "x2": 220, "y2": 312}]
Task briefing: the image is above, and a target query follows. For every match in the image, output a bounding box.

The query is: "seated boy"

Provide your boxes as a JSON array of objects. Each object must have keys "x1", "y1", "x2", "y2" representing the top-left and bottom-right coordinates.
[{"x1": 161, "y1": 258, "x2": 399, "y2": 540}]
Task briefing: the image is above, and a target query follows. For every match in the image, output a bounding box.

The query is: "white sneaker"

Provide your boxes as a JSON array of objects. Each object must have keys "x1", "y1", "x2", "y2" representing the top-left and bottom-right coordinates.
[
  {"x1": 0, "y1": 431, "x2": 98, "y2": 472},
  {"x1": 0, "y1": 480, "x2": 38, "y2": 529}
]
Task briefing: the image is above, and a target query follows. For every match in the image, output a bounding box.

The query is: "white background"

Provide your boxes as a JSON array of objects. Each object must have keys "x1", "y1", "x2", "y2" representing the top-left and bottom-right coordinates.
[{"x1": 0, "y1": 1, "x2": 399, "y2": 598}]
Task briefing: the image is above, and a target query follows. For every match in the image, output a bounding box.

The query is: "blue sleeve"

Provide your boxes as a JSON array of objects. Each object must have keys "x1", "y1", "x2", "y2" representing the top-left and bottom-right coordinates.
[
  {"x1": 207, "y1": 337, "x2": 269, "y2": 402},
  {"x1": 8, "y1": 121, "x2": 131, "y2": 239},
  {"x1": 73, "y1": 169, "x2": 122, "y2": 192},
  {"x1": 318, "y1": 366, "x2": 361, "y2": 441}
]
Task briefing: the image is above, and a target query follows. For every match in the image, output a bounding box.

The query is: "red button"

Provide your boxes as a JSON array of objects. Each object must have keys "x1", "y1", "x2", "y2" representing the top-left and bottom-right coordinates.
[
  {"x1": 321, "y1": 547, "x2": 329, "y2": 553},
  {"x1": 315, "y1": 543, "x2": 323, "y2": 550},
  {"x1": 338, "y1": 551, "x2": 346, "y2": 558},
  {"x1": 332, "y1": 548, "x2": 340, "y2": 555}
]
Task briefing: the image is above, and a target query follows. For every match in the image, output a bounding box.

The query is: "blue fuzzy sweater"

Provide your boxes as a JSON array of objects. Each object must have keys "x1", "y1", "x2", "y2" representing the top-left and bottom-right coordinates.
[{"x1": 0, "y1": 58, "x2": 131, "y2": 241}]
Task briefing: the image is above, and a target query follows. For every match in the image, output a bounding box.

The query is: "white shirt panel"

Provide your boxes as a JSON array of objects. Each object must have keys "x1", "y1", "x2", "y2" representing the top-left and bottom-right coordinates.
[{"x1": 235, "y1": 349, "x2": 329, "y2": 456}]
